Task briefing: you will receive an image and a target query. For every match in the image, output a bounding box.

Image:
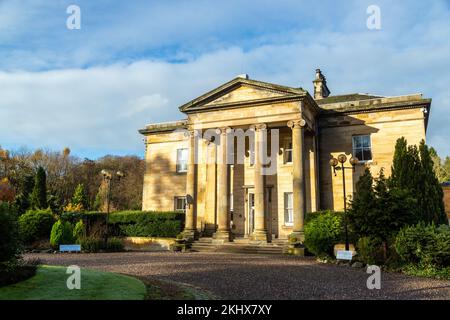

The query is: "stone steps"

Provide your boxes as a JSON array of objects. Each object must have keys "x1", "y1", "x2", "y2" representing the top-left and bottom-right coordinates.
[{"x1": 190, "y1": 237, "x2": 288, "y2": 255}]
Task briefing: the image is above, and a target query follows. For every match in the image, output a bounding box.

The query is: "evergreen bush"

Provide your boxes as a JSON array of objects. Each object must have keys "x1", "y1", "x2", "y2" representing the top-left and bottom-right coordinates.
[
  {"x1": 304, "y1": 211, "x2": 344, "y2": 257},
  {"x1": 18, "y1": 208, "x2": 55, "y2": 244},
  {"x1": 49, "y1": 220, "x2": 74, "y2": 248}
]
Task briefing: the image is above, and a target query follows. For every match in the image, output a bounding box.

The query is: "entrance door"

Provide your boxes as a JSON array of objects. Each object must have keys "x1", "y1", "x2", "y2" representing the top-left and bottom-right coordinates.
[{"x1": 247, "y1": 193, "x2": 255, "y2": 236}]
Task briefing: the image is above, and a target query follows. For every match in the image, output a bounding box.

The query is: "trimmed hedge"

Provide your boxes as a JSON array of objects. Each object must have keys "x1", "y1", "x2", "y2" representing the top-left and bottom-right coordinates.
[
  {"x1": 61, "y1": 210, "x2": 184, "y2": 238},
  {"x1": 18, "y1": 209, "x2": 55, "y2": 244}
]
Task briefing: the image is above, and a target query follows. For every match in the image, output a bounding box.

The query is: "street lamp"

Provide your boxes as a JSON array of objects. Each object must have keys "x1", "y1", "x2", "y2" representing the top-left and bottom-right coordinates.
[
  {"x1": 329, "y1": 154, "x2": 359, "y2": 251},
  {"x1": 101, "y1": 169, "x2": 124, "y2": 245}
]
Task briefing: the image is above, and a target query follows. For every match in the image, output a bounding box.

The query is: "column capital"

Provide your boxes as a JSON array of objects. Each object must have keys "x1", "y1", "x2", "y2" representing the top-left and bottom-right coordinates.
[
  {"x1": 249, "y1": 123, "x2": 267, "y2": 131},
  {"x1": 184, "y1": 129, "x2": 199, "y2": 139},
  {"x1": 215, "y1": 127, "x2": 232, "y2": 135},
  {"x1": 287, "y1": 119, "x2": 306, "y2": 129}
]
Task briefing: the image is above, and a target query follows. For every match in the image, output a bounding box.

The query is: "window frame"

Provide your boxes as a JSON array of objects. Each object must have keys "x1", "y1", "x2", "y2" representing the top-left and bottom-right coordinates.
[
  {"x1": 174, "y1": 196, "x2": 187, "y2": 213},
  {"x1": 352, "y1": 134, "x2": 373, "y2": 163},
  {"x1": 176, "y1": 148, "x2": 188, "y2": 173},
  {"x1": 283, "y1": 137, "x2": 293, "y2": 164},
  {"x1": 284, "y1": 192, "x2": 294, "y2": 227}
]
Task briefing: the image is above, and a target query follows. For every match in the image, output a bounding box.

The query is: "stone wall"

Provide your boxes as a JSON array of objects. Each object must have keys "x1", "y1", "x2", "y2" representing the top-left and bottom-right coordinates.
[{"x1": 318, "y1": 108, "x2": 426, "y2": 210}]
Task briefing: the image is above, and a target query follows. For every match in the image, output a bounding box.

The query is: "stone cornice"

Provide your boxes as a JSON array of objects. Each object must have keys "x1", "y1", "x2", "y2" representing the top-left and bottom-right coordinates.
[
  {"x1": 182, "y1": 94, "x2": 307, "y2": 114},
  {"x1": 319, "y1": 99, "x2": 431, "y2": 117},
  {"x1": 179, "y1": 77, "x2": 306, "y2": 113}
]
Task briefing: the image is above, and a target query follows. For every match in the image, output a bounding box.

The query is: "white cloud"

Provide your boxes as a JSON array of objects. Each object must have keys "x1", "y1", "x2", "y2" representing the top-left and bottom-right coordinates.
[{"x1": 0, "y1": 0, "x2": 449, "y2": 158}]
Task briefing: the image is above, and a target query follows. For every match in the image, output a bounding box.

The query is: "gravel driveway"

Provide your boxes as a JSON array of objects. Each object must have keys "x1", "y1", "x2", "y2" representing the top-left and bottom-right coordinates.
[{"x1": 26, "y1": 252, "x2": 450, "y2": 300}]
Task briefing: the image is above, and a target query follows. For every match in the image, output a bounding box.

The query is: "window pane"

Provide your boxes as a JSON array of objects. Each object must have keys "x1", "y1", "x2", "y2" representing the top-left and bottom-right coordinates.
[
  {"x1": 362, "y1": 136, "x2": 370, "y2": 148},
  {"x1": 363, "y1": 148, "x2": 372, "y2": 161},
  {"x1": 355, "y1": 149, "x2": 364, "y2": 161},
  {"x1": 177, "y1": 149, "x2": 188, "y2": 172},
  {"x1": 353, "y1": 136, "x2": 362, "y2": 148}
]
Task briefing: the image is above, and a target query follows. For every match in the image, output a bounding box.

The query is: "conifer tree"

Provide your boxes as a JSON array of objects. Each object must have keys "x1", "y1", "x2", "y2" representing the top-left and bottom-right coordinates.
[
  {"x1": 29, "y1": 166, "x2": 47, "y2": 209},
  {"x1": 418, "y1": 140, "x2": 446, "y2": 224},
  {"x1": 71, "y1": 183, "x2": 89, "y2": 211}
]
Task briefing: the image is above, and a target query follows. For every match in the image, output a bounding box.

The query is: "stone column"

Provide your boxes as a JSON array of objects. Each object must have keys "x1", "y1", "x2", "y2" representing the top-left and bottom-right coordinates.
[
  {"x1": 183, "y1": 129, "x2": 198, "y2": 240},
  {"x1": 250, "y1": 123, "x2": 268, "y2": 242},
  {"x1": 213, "y1": 127, "x2": 231, "y2": 242},
  {"x1": 288, "y1": 119, "x2": 306, "y2": 241}
]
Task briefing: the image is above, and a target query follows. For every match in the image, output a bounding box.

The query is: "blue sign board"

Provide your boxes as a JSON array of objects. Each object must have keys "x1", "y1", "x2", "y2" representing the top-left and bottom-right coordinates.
[
  {"x1": 336, "y1": 250, "x2": 353, "y2": 261},
  {"x1": 59, "y1": 244, "x2": 81, "y2": 252}
]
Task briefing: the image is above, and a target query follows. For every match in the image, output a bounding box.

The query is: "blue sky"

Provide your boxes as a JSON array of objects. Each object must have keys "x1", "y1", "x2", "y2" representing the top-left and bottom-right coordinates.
[{"x1": 0, "y1": 0, "x2": 449, "y2": 159}]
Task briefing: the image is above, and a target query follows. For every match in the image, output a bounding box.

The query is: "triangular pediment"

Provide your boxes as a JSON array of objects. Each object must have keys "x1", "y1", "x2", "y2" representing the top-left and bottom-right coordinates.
[{"x1": 179, "y1": 77, "x2": 306, "y2": 113}]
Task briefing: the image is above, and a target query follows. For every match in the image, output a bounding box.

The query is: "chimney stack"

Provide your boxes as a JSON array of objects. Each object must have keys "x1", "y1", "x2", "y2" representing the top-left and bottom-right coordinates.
[{"x1": 313, "y1": 69, "x2": 330, "y2": 99}]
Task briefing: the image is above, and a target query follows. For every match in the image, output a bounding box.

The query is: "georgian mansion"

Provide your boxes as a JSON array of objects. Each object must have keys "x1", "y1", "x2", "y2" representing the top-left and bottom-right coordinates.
[{"x1": 139, "y1": 70, "x2": 431, "y2": 243}]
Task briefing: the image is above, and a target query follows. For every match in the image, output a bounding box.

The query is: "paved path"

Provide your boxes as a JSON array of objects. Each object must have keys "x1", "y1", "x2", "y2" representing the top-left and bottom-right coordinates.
[{"x1": 26, "y1": 252, "x2": 450, "y2": 300}]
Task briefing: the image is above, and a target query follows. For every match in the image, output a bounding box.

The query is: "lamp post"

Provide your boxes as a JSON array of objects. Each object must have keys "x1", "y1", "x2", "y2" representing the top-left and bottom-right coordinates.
[
  {"x1": 101, "y1": 169, "x2": 124, "y2": 245},
  {"x1": 329, "y1": 154, "x2": 359, "y2": 251}
]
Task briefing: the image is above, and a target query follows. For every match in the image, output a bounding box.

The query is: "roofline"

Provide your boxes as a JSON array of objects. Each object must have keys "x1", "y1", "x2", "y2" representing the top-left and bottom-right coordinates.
[
  {"x1": 179, "y1": 77, "x2": 305, "y2": 113},
  {"x1": 138, "y1": 119, "x2": 187, "y2": 135}
]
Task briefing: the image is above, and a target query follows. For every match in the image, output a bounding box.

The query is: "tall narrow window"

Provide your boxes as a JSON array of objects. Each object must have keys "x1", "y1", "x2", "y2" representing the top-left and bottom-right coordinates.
[
  {"x1": 352, "y1": 135, "x2": 372, "y2": 162},
  {"x1": 176, "y1": 148, "x2": 188, "y2": 173},
  {"x1": 174, "y1": 196, "x2": 186, "y2": 213},
  {"x1": 284, "y1": 192, "x2": 293, "y2": 226},
  {"x1": 284, "y1": 138, "x2": 293, "y2": 164}
]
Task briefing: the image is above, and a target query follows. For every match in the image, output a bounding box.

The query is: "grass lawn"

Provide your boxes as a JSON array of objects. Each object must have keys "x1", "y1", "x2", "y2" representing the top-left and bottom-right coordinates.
[{"x1": 0, "y1": 265, "x2": 147, "y2": 300}]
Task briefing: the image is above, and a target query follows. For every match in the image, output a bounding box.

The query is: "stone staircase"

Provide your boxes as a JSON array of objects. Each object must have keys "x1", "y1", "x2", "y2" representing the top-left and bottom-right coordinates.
[{"x1": 190, "y1": 237, "x2": 288, "y2": 255}]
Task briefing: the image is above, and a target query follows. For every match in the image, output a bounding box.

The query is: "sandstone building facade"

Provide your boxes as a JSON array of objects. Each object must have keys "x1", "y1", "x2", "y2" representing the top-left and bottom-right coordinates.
[{"x1": 139, "y1": 70, "x2": 431, "y2": 242}]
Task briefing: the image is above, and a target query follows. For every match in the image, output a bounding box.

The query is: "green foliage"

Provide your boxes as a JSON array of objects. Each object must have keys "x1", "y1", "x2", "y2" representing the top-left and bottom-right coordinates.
[
  {"x1": 13, "y1": 175, "x2": 34, "y2": 215},
  {"x1": 108, "y1": 210, "x2": 184, "y2": 238},
  {"x1": 29, "y1": 167, "x2": 47, "y2": 210},
  {"x1": 394, "y1": 223, "x2": 450, "y2": 267},
  {"x1": 349, "y1": 168, "x2": 419, "y2": 243},
  {"x1": 78, "y1": 237, "x2": 123, "y2": 252},
  {"x1": 356, "y1": 237, "x2": 384, "y2": 265},
  {"x1": 304, "y1": 211, "x2": 344, "y2": 257},
  {"x1": 417, "y1": 141, "x2": 447, "y2": 224},
  {"x1": 71, "y1": 184, "x2": 89, "y2": 211},
  {"x1": 390, "y1": 138, "x2": 446, "y2": 224},
  {"x1": 49, "y1": 220, "x2": 74, "y2": 248},
  {"x1": 78, "y1": 237, "x2": 103, "y2": 252},
  {"x1": 18, "y1": 208, "x2": 55, "y2": 244},
  {"x1": 105, "y1": 237, "x2": 124, "y2": 252},
  {"x1": 0, "y1": 202, "x2": 21, "y2": 264},
  {"x1": 402, "y1": 263, "x2": 450, "y2": 280},
  {"x1": 73, "y1": 220, "x2": 86, "y2": 242},
  {"x1": 119, "y1": 220, "x2": 182, "y2": 238},
  {"x1": 108, "y1": 210, "x2": 184, "y2": 224}
]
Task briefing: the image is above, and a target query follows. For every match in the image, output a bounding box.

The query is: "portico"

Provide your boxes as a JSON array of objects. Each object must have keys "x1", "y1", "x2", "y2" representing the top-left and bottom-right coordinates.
[{"x1": 179, "y1": 92, "x2": 318, "y2": 243}]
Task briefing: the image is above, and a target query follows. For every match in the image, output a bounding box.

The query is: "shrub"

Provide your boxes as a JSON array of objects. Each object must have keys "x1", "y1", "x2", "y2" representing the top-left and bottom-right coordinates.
[
  {"x1": 304, "y1": 211, "x2": 344, "y2": 257},
  {"x1": 79, "y1": 237, "x2": 103, "y2": 253},
  {"x1": 119, "y1": 220, "x2": 182, "y2": 238},
  {"x1": 60, "y1": 210, "x2": 184, "y2": 238},
  {"x1": 18, "y1": 209, "x2": 55, "y2": 244},
  {"x1": 78, "y1": 237, "x2": 123, "y2": 252},
  {"x1": 394, "y1": 223, "x2": 450, "y2": 267},
  {"x1": 49, "y1": 220, "x2": 74, "y2": 248},
  {"x1": 73, "y1": 220, "x2": 86, "y2": 242},
  {"x1": 0, "y1": 202, "x2": 21, "y2": 264},
  {"x1": 356, "y1": 237, "x2": 385, "y2": 265},
  {"x1": 106, "y1": 238, "x2": 124, "y2": 252}
]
